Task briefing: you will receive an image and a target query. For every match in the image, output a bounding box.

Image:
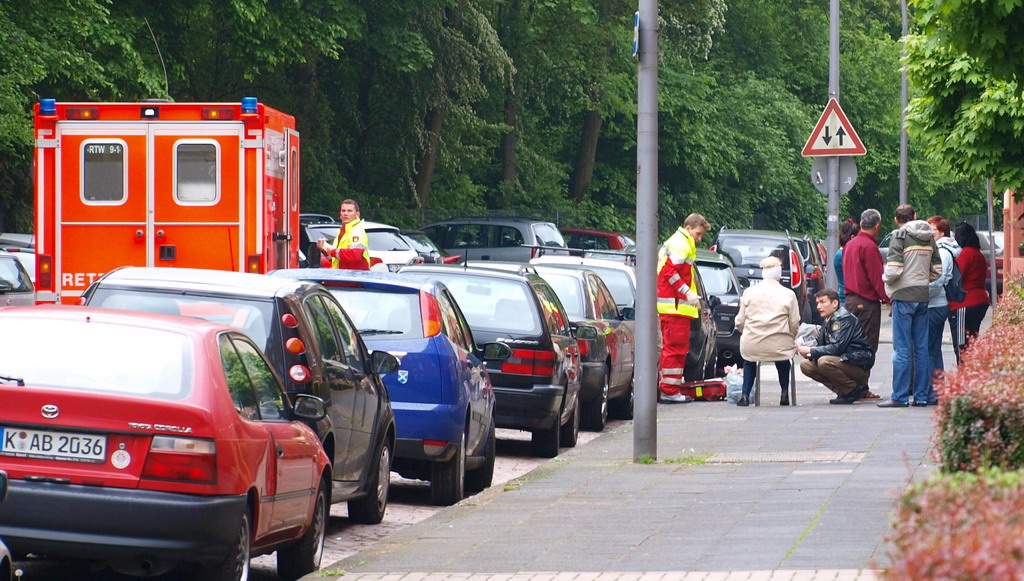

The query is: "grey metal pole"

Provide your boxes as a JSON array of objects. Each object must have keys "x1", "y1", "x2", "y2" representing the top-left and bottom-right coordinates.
[
  {"x1": 987, "y1": 178, "x2": 997, "y2": 307},
  {"x1": 634, "y1": 0, "x2": 659, "y2": 461},
  {"x1": 825, "y1": 0, "x2": 840, "y2": 290},
  {"x1": 899, "y1": 0, "x2": 908, "y2": 206}
]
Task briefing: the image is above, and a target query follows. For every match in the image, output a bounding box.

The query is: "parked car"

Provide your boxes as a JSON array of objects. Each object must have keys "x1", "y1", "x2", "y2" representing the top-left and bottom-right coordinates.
[
  {"x1": 792, "y1": 233, "x2": 827, "y2": 323},
  {"x1": 401, "y1": 229, "x2": 462, "y2": 264},
  {"x1": 694, "y1": 249, "x2": 743, "y2": 375},
  {"x1": 560, "y1": 228, "x2": 635, "y2": 251},
  {"x1": 530, "y1": 255, "x2": 717, "y2": 382},
  {"x1": 0, "y1": 233, "x2": 33, "y2": 250},
  {"x1": 271, "y1": 269, "x2": 510, "y2": 505},
  {"x1": 529, "y1": 265, "x2": 636, "y2": 429},
  {"x1": 0, "y1": 247, "x2": 34, "y2": 283},
  {"x1": 0, "y1": 470, "x2": 10, "y2": 581},
  {"x1": 0, "y1": 251, "x2": 34, "y2": 306},
  {"x1": 300, "y1": 221, "x2": 421, "y2": 271},
  {"x1": 399, "y1": 264, "x2": 581, "y2": 458},
  {"x1": 300, "y1": 213, "x2": 338, "y2": 225},
  {"x1": 421, "y1": 217, "x2": 569, "y2": 262},
  {"x1": 0, "y1": 306, "x2": 332, "y2": 580},
  {"x1": 710, "y1": 228, "x2": 813, "y2": 323},
  {"x1": 80, "y1": 267, "x2": 399, "y2": 523}
]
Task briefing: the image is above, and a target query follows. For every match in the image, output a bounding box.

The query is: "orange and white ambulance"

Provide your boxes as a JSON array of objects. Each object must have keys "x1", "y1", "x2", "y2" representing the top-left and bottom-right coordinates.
[{"x1": 33, "y1": 97, "x2": 300, "y2": 303}]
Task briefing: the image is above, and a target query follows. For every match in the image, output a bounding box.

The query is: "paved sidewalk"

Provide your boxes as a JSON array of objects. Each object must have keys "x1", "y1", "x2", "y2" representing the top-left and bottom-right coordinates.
[{"x1": 306, "y1": 315, "x2": 961, "y2": 581}]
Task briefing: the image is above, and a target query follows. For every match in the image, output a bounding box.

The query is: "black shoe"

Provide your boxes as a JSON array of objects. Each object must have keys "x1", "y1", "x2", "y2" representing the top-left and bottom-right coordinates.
[
  {"x1": 912, "y1": 400, "x2": 938, "y2": 407},
  {"x1": 736, "y1": 395, "x2": 749, "y2": 407},
  {"x1": 780, "y1": 393, "x2": 790, "y2": 406},
  {"x1": 877, "y1": 400, "x2": 909, "y2": 408},
  {"x1": 829, "y1": 393, "x2": 857, "y2": 405}
]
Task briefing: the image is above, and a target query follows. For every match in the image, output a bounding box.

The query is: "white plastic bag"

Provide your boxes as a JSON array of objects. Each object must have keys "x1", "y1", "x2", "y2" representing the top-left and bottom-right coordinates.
[{"x1": 724, "y1": 365, "x2": 744, "y2": 403}]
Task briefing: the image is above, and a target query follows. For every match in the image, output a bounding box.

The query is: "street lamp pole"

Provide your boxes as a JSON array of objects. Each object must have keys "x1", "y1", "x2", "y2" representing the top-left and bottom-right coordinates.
[
  {"x1": 899, "y1": 0, "x2": 908, "y2": 205},
  {"x1": 634, "y1": 0, "x2": 659, "y2": 460}
]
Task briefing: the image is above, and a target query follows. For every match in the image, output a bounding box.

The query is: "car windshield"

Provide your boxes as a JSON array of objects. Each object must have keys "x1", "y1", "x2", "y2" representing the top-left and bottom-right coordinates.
[
  {"x1": 327, "y1": 288, "x2": 423, "y2": 339},
  {"x1": 414, "y1": 273, "x2": 541, "y2": 334},
  {"x1": 532, "y1": 223, "x2": 566, "y2": 248},
  {"x1": 697, "y1": 262, "x2": 738, "y2": 295},
  {"x1": 716, "y1": 236, "x2": 790, "y2": 268},
  {"x1": 539, "y1": 273, "x2": 584, "y2": 319},
  {"x1": 0, "y1": 317, "x2": 192, "y2": 399},
  {"x1": 87, "y1": 289, "x2": 275, "y2": 353},
  {"x1": 403, "y1": 233, "x2": 440, "y2": 255}
]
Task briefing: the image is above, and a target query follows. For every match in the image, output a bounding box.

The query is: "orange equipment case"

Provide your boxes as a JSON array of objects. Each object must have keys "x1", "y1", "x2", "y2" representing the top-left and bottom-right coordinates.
[{"x1": 33, "y1": 97, "x2": 300, "y2": 304}]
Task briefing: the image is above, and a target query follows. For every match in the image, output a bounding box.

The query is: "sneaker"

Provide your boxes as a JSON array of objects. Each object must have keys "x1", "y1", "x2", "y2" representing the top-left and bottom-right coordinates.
[
  {"x1": 877, "y1": 399, "x2": 909, "y2": 408},
  {"x1": 659, "y1": 393, "x2": 693, "y2": 404}
]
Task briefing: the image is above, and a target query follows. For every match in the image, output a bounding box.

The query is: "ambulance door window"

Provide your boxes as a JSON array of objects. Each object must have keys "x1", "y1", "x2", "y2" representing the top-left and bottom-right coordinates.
[
  {"x1": 174, "y1": 141, "x2": 219, "y2": 204},
  {"x1": 82, "y1": 140, "x2": 127, "y2": 204}
]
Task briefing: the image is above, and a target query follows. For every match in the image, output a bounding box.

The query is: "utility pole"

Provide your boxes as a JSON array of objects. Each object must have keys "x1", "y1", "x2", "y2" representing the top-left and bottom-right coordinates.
[
  {"x1": 825, "y1": 0, "x2": 841, "y2": 290},
  {"x1": 899, "y1": 0, "x2": 908, "y2": 205},
  {"x1": 634, "y1": 0, "x2": 658, "y2": 461}
]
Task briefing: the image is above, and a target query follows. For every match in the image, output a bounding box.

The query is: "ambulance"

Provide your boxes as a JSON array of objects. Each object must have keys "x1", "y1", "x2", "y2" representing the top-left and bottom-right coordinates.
[{"x1": 32, "y1": 97, "x2": 300, "y2": 303}]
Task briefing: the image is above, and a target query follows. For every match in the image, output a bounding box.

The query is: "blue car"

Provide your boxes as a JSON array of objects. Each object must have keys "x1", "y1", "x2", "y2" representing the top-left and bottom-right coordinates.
[{"x1": 272, "y1": 269, "x2": 508, "y2": 505}]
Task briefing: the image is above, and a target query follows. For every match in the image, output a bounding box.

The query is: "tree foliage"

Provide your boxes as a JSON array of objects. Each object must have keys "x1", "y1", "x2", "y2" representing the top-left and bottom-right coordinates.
[{"x1": 0, "y1": 0, "x2": 986, "y2": 237}]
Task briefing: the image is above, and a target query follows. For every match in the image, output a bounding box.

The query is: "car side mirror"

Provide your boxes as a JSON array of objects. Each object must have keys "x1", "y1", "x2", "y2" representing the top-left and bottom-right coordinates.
[
  {"x1": 481, "y1": 342, "x2": 513, "y2": 361},
  {"x1": 707, "y1": 295, "x2": 721, "y2": 308},
  {"x1": 573, "y1": 324, "x2": 598, "y2": 341},
  {"x1": 370, "y1": 350, "x2": 401, "y2": 375},
  {"x1": 620, "y1": 306, "x2": 635, "y2": 321},
  {"x1": 292, "y1": 393, "x2": 327, "y2": 421}
]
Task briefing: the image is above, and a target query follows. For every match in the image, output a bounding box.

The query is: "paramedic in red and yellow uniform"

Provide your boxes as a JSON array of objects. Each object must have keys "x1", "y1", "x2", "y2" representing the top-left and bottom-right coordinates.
[
  {"x1": 318, "y1": 199, "x2": 371, "y2": 270},
  {"x1": 656, "y1": 213, "x2": 711, "y2": 403}
]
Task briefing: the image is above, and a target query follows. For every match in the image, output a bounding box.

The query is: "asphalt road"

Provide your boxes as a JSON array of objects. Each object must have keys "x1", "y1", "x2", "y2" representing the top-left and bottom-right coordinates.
[{"x1": 10, "y1": 425, "x2": 616, "y2": 581}]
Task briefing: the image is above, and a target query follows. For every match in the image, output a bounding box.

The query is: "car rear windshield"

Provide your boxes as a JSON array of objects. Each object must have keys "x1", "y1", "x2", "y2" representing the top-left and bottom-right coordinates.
[
  {"x1": 539, "y1": 273, "x2": 584, "y2": 319},
  {"x1": 532, "y1": 223, "x2": 566, "y2": 248},
  {"x1": 422, "y1": 274, "x2": 541, "y2": 335},
  {"x1": 328, "y1": 288, "x2": 423, "y2": 339},
  {"x1": 0, "y1": 317, "x2": 193, "y2": 399},
  {"x1": 0, "y1": 257, "x2": 32, "y2": 292},
  {"x1": 715, "y1": 236, "x2": 790, "y2": 268},
  {"x1": 88, "y1": 289, "x2": 275, "y2": 353}
]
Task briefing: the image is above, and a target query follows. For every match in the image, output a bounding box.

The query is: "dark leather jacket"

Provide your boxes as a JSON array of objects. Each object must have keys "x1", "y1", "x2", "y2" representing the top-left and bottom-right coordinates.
[{"x1": 809, "y1": 307, "x2": 874, "y2": 369}]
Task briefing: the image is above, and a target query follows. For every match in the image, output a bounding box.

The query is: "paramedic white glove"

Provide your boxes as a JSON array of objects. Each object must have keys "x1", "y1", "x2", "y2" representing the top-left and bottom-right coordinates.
[{"x1": 685, "y1": 289, "x2": 700, "y2": 303}]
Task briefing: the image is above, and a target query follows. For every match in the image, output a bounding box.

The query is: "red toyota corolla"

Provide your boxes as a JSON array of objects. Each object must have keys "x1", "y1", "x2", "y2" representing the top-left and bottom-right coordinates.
[{"x1": 0, "y1": 306, "x2": 331, "y2": 581}]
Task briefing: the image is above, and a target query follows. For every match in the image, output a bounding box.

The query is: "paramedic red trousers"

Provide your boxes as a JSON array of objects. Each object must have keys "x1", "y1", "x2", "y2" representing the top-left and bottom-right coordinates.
[{"x1": 659, "y1": 313, "x2": 692, "y2": 396}]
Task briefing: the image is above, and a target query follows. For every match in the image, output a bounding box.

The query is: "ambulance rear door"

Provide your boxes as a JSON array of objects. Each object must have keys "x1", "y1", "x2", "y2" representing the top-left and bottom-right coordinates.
[
  {"x1": 150, "y1": 123, "x2": 245, "y2": 272},
  {"x1": 55, "y1": 124, "x2": 149, "y2": 302}
]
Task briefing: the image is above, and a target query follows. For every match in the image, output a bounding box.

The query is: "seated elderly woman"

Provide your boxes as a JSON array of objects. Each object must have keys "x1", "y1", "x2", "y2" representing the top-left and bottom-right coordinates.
[{"x1": 734, "y1": 256, "x2": 801, "y2": 406}]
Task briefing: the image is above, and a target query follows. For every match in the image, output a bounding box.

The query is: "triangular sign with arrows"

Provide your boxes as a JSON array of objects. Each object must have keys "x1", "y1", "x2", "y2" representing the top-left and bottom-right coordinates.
[{"x1": 801, "y1": 98, "x2": 866, "y2": 157}]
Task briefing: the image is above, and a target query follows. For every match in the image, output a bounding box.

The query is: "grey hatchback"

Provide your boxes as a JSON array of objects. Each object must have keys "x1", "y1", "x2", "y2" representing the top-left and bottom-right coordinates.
[
  {"x1": 421, "y1": 217, "x2": 569, "y2": 262},
  {"x1": 0, "y1": 251, "x2": 34, "y2": 306}
]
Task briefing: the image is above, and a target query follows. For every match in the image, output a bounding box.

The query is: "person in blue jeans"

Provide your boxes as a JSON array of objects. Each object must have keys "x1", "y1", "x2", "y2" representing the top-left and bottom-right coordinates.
[
  {"x1": 879, "y1": 204, "x2": 942, "y2": 408},
  {"x1": 925, "y1": 216, "x2": 959, "y2": 395}
]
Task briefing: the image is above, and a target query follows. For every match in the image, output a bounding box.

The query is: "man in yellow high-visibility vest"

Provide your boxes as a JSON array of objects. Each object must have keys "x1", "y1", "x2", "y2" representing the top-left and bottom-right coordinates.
[
  {"x1": 656, "y1": 213, "x2": 711, "y2": 403},
  {"x1": 317, "y1": 199, "x2": 371, "y2": 270}
]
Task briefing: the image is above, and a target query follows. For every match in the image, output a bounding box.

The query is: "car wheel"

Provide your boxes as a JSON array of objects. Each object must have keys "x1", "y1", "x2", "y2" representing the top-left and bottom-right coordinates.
[
  {"x1": 560, "y1": 394, "x2": 580, "y2": 448},
  {"x1": 530, "y1": 418, "x2": 560, "y2": 458},
  {"x1": 465, "y1": 419, "x2": 496, "y2": 494},
  {"x1": 703, "y1": 349, "x2": 719, "y2": 380},
  {"x1": 430, "y1": 431, "x2": 466, "y2": 506},
  {"x1": 277, "y1": 478, "x2": 328, "y2": 580},
  {"x1": 201, "y1": 510, "x2": 251, "y2": 581},
  {"x1": 582, "y1": 367, "x2": 609, "y2": 431},
  {"x1": 610, "y1": 374, "x2": 635, "y2": 420},
  {"x1": 348, "y1": 438, "x2": 392, "y2": 524}
]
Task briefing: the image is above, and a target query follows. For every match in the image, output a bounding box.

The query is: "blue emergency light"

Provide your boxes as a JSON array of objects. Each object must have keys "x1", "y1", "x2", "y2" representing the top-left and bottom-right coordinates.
[{"x1": 241, "y1": 97, "x2": 258, "y2": 115}]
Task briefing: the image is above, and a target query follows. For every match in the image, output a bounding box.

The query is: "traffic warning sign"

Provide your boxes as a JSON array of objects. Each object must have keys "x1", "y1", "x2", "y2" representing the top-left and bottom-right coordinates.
[{"x1": 801, "y1": 98, "x2": 866, "y2": 157}]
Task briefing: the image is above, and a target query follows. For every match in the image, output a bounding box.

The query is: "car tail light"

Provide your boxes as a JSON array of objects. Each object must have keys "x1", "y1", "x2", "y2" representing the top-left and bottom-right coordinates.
[
  {"x1": 285, "y1": 337, "x2": 306, "y2": 354},
  {"x1": 502, "y1": 348, "x2": 557, "y2": 376},
  {"x1": 420, "y1": 292, "x2": 443, "y2": 338},
  {"x1": 281, "y1": 313, "x2": 298, "y2": 328},
  {"x1": 142, "y1": 436, "x2": 216, "y2": 483},
  {"x1": 246, "y1": 253, "x2": 262, "y2": 273},
  {"x1": 709, "y1": 244, "x2": 717, "y2": 252},
  {"x1": 789, "y1": 249, "x2": 803, "y2": 289},
  {"x1": 38, "y1": 254, "x2": 53, "y2": 289},
  {"x1": 289, "y1": 364, "x2": 311, "y2": 382}
]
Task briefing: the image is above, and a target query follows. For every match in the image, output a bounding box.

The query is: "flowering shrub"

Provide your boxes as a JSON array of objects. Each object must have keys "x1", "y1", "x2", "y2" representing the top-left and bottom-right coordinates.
[{"x1": 884, "y1": 470, "x2": 1024, "y2": 581}]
